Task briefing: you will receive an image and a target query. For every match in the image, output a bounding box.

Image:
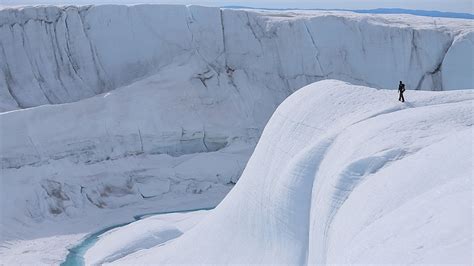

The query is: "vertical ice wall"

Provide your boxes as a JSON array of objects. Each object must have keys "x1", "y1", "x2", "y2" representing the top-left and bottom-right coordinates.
[{"x1": 0, "y1": 5, "x2": 472, "y2": 111}]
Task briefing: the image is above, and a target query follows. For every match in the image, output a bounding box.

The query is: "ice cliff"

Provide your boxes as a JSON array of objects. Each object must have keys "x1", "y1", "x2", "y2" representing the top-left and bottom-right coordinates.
[
  {"x1": 0, "y1": 5, "x2": 473, "y2": 111},
  {"x1": 115, "y1": 80, "x2": 473, "y2": 265},
  {"x1": 0, "y1": 55, "x2": 255, "y2": 230}
]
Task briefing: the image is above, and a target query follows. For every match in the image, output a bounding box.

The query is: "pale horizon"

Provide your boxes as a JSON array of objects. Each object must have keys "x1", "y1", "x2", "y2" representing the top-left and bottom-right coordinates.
[{"x1": 1, "y1": 0, "x2": 473, "y2": 14}]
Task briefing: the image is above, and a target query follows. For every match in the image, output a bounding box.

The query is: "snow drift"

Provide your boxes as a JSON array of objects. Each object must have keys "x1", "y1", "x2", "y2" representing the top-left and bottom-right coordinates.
[
  {"x1": 0, "y1": 5, "x2": 473, "y2": 111},
  {"x1": 114, "y1": 80, "x2": 473, "y2": 264}
]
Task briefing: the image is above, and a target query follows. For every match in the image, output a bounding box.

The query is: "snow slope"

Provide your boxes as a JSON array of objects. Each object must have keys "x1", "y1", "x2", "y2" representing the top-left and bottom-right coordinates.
[
  {"x1": 0, "y1": 5, "x2": 473, "y2": 110},
  {"x1": 114, "y1": 80, "x2": 473, "y2": 264}
]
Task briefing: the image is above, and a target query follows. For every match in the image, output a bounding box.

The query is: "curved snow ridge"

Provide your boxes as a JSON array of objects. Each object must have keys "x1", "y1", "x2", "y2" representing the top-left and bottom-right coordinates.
[
  {"x1": 1, "y1": 5, "x2": 473, "y2": 111},
  {"x1": 83, "y1": 210, "x2": 208, "y2": 265},
  {"x1": 113, "y1": 80, "x2": 473, "y2": 264}
]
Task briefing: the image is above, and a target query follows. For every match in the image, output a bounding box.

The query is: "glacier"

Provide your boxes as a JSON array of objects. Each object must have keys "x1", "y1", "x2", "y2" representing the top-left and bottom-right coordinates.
[
  {"x1": 113, "y1": 80, "x2": 473, "y2": 265},
  {"x1": 0, "y1": 4, "x2": 473, "y2": 264},
  {"x1": 0, "y1": 5, "x2": 473, "y2": 111}
]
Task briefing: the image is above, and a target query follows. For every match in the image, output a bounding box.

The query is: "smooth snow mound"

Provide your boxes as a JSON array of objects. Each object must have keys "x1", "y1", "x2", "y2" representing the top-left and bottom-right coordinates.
[
  {"x1": 84, "y1": 210, "x2": 208, "y2": 265},
  {"x1": 115, "y1": 80, "x2": 473, "y2": 264}
]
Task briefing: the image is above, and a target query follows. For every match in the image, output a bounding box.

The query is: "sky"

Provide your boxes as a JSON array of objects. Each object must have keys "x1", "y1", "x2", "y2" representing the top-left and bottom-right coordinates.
[{"x1": 1, "y1": 0, "x2": 473, "y2": 13}]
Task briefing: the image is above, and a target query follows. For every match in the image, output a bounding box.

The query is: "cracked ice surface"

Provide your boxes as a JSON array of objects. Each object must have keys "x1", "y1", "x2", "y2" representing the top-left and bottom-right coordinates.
[{"x1": 0, "y1": 55, "x2": 254, "y2": 226}]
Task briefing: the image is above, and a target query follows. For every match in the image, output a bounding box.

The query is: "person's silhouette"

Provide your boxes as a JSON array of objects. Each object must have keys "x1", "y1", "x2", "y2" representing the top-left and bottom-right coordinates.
[{"x1": 398, "y1": 81, "x2": 406, "y2": 102}]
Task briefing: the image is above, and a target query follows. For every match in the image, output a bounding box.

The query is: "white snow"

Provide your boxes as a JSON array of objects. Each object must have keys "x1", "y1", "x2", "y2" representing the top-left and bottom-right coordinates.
[
  {"x1": 0, "y1": 5, "x2": 472, "y2": 111},
  {"x1": 113, "y1": 80, "x2": 473, "y2": 264},
  {"x1": 0, "y1": 55, "x2": 252, "y2": 222},
  {"x1": 84, "y1": 210, "x2": 208, "y2": 265},
  {"x1": 0, "y1": 4, "x2": 472, "y2": 265},
  {"x1": 441, "y1": 31, "x2": 474, "y2": 91},
  {"x1": 0, "y1": 195, "x2": 218, "y2": 265},
  {"x1": 0, "y1": 53, "x2": 251, "y2": 264}
]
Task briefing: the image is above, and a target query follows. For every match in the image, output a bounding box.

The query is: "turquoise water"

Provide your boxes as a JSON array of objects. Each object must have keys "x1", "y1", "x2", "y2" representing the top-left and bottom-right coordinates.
[{"x1": 61, "y1": 207, "x2": 213, "y2": 266}]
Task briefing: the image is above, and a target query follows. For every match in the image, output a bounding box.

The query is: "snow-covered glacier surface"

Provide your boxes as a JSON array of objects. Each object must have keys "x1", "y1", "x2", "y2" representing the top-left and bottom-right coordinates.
[
  {"x1": 1, "y1": 5, "x2": 473, "y2": 111},
  {"x1": 113, "y1": 80, "x2": 472, "y2": 265},
  {"x1": 0, "y1": 4, "x2": 473, "y2": 264}
]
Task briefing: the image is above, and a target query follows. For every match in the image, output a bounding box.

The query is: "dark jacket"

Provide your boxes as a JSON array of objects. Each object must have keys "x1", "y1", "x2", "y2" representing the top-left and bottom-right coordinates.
[{"x1": 398, "y1": 83, "x2": 405, "y2": 93}]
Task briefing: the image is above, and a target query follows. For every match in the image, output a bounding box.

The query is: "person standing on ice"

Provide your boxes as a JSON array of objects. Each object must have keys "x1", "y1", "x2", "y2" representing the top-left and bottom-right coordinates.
[{"x1": 398, "y1": 81, "x2": 406, "y2": 102}]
